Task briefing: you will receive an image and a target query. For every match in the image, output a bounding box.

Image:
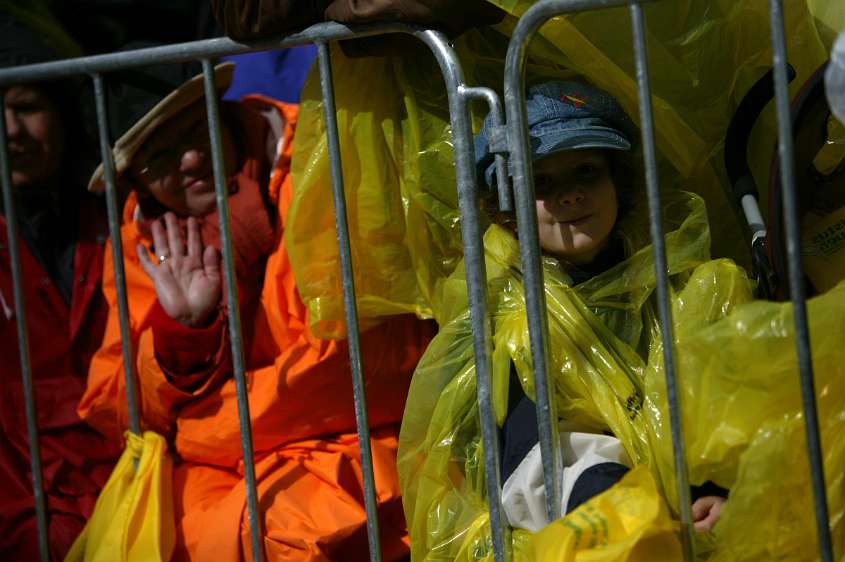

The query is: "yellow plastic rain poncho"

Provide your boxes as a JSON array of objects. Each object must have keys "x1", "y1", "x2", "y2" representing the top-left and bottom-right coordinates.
[{"x1": 396, "y1": 186, "x2": 845, "y2": 560}]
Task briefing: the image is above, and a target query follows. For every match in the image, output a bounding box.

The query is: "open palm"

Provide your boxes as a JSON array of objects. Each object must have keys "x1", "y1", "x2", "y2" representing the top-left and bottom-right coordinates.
[{"x1": 137, "y1": 213, "x2": 222, "y2": 328}]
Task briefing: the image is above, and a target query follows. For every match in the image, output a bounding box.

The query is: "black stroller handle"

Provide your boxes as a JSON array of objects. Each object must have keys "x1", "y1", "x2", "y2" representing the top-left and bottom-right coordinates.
[
  {"x1": 724, "y1": 65, "x2": 796, "y2": 300},
  {"x1": 724, "y1": 65, "x2": 797, "y2": 202}
]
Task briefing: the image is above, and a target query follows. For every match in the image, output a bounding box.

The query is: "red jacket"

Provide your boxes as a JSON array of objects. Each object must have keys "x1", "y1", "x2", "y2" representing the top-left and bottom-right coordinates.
[{"x1": 0, "y1": 195, "x2": 120, "y2": 561}]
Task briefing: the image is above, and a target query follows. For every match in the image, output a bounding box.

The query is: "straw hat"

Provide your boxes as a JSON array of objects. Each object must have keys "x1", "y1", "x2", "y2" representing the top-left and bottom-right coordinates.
[{"x1": 88, "y1": 62, "x2": 234, "y2": 192}]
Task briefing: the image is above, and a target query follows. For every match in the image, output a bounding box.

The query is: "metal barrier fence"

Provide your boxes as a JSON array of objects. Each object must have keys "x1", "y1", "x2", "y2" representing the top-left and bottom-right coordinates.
[{"x1": 0, "y1": 1, "x2": 835, "y2": 561}]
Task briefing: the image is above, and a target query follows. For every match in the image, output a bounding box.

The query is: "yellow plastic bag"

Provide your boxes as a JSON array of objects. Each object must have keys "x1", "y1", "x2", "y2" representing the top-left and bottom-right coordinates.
[
  {"x1": 528, "y1": 466, "x2": 681, "y2": 562},
  {"x1": 444, "y1": 466, "x2": 681, "y2": 562},
  {"x1": 65, "y1": 431, "x2": 175, "y2": 562}
]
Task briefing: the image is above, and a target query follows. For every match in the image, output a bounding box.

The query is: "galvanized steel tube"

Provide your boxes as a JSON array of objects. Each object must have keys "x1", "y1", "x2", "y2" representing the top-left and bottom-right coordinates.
[
  {"x1": 0, "y1": 91, "x2": 50, "y2": 562},
  {"x1": 91, "y1": 73, "x2": 143, "y2": 438},
  {"x1": 315, "y1": 41, "x2": 383, "y2": 562},
  {"x1": 0, "y1": 22, "x2": 428, "y2": 87},
  {"x1": 201, "y1": 59, "x2": 264, "y2": 562},
  {"x1": 417, "y1": 29, "x2": 511, "y2": 562},
  {"x1": 768, "y1": 2, "x2": 833, "y2": 559},
  {"x1": 629, "y1": 4, "x2": 694, "y2": 559}
]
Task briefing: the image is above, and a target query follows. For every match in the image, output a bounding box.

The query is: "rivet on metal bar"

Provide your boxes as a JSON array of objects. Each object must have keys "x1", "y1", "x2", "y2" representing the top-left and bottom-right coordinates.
[
  {"x1": 0, "y1": 88, "x2": 50, "y2": 562},
  {"x1": 416, "y1": 29, "x2": 511, "y2": 562},
  {"x1": 91, "y1": 73, "x2": 143, "y2": 439},
  {"x1": 628, "y1": 3, "x2": 695, "y2": 559},
  {"x1": 767, "y1": 1, "x2": 833, "y2": 560},
  {"x1": 200, "y1": 58, "x2": 265, "y2": 562},
  {"x1": 315, "y1": 40, "x2": 383, "y2": 562}
]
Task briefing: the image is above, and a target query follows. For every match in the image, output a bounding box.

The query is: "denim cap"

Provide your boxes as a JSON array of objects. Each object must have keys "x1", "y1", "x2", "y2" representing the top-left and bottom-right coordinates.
[{"x1": 474, "y1": 81, "x2": 638, "y2": 189}]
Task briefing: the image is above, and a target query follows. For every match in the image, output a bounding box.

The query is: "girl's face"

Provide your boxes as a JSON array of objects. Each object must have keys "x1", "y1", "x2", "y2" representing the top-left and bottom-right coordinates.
[
  {"x1": 4, "y1": 85, "x2": 66, "y2": 189},
  {"x1": 532, "y1": 149, "x2": 618, "y2": 265},
  {"x1": 129, "y1": 100, "x2": 236, "y2": 217}
]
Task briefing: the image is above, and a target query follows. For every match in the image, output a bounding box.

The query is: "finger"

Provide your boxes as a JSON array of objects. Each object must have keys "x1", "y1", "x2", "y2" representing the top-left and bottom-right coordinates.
[
  {"x1": 164, "y1": 212, "x2": 185, "y2": 257},
  {"x1": 136, "y1": 244, "x2": 157, "y2": 279},
  {"x1": 710, "y1": 497, "x2": 724, "y2": 520},
  {"x1": 202, "y1": 245, "x2": 221, "y2": 282},
  {"x1": 691, "y1": 497, "x2": 711, "y2": 521},
  {"x1": 187, "y1": 216, "x2": 202, "y2": 260},
  {"x1": 694, "y1": 509, "x2": 719, "y2": 532},
  {"x1": 151, "y1": 219, "x2": 169, "y2": 260}
]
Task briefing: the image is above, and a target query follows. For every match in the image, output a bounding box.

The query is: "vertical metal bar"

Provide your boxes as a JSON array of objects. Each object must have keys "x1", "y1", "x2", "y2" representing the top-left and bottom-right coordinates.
[
  {"x1": 628, "y1": 4, "x2": 695, "y2": 559},
  {"x1": 91, "y1": 74, "x2": 143, "y2": 437},
  {"x1": 315, "y1": 41, "x2": 383, "y2": 562},
  {"x1": 503, "y1": 6, "x2": 564, "y2": 525},
  {"x1": 414, "y1": 30, "x2": 510, "y2": 562},
  {"x1": 768, "y1": 2, "x2": 833, "y2": 559},
  {"x1": 200, "y1": 59, "x2": 265, "y2": 562},
  {"x1": 0, "y1": 90, "x2": 50, "y2": 562}
]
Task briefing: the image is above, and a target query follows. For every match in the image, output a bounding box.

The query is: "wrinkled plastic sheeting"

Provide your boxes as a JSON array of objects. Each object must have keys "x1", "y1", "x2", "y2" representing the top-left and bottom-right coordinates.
[
  {"x1": 397, "y1": 189, "x2": 844, "y2": 560},
  {"x1": 487, "y1": 0, "x2": 836, "y2": 263},
  {"x1": 287, "y1": 33, "x2": 577, "y2": 337},
  {"x1": 285, "y1": 0, "x2": 840, "y2": 337},
  {"x1": 65, "y1": 432, "x2": 175, "y2": 562}
]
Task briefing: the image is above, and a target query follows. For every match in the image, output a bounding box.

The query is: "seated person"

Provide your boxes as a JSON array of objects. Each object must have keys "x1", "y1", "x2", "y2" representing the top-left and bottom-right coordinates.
[
  {"x1": 0, "y1": 13, "x2": 119, "y2": 560},
  {"x1": 79, "y1": 63, "x2": 434, "y2": 561},
  {"x1": 399, "y1": 81, "x2": 748, "y2": 559},
  {"x1": 494, "y1": 82, "x2": 726, "y2": 533}
]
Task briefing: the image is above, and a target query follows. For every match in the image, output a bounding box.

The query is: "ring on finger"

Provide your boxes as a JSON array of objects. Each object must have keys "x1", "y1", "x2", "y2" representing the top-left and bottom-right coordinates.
[{"x1": 157, "y1": 253, "x2": 170, "y2": 264}]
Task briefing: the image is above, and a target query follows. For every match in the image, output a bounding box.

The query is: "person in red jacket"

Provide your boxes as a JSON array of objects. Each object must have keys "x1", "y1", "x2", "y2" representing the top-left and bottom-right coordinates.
[
  {"x1": 79, "y1": 61, "x2": 434, "y2": 561},
  {"x1": 0, "y1": 12, "x2": 120, "y2": 560}
]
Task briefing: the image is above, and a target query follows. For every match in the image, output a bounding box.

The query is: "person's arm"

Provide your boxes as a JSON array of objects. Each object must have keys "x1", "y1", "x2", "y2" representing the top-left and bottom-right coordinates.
[
  {"x1": 148, "y1": 301, "x2": 228, "y2": 392},
  {"x1": 137, "y1": 213, "x2": 229, "y2": 392},
  {"x1": 210, "y1": 0, "x2": 331, "y2": 40}
]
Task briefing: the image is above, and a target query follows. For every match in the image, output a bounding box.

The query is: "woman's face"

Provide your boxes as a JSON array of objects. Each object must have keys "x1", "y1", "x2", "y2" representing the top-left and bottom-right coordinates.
[
  {"x1": 533, "y1": 149, "x2": 618, "y2": 265},
  {"x1": 129, "y1": 100, "x2": 236, "y2": 217},
  {"x1": 4, "y1": 85, "x2": 66, "y2": 189}
]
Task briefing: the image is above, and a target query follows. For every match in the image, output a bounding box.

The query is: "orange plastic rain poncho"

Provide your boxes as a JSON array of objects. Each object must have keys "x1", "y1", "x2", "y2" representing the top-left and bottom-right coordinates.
[{"x1": 78, "y1": 95, "x2": 434, "y2": 561}]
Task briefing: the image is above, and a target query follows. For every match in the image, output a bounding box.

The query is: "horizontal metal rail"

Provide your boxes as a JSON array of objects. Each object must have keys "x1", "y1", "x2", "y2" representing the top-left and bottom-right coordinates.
[{"x1": 0, "y1": 21, "x2": 430, "y2": 86}]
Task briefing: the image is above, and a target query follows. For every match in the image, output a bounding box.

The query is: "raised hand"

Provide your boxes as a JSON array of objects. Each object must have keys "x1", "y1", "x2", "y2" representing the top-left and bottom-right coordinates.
[{"x1": 137, "y1": 212, "x2": 222, "y2": 328}]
